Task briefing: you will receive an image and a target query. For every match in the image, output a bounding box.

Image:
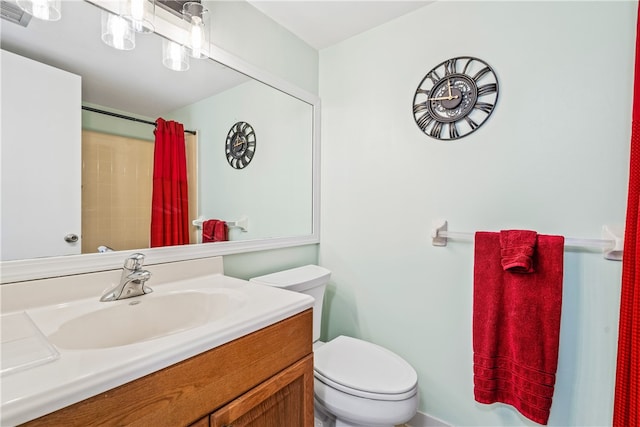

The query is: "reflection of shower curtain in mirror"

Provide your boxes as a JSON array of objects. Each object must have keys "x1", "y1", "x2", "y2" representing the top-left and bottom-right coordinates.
[
  {"x1": 81, "y1": 130, "x2": 197, "y2": 253},
  {"x1": 151, "y1": 118, "x2": 190, "y2": 247}
]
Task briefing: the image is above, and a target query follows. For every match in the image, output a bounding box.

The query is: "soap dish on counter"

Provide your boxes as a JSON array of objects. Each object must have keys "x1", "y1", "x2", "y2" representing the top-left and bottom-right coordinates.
[{"x1": 1, "y1": 311, "x2": 59, "y2": 376}]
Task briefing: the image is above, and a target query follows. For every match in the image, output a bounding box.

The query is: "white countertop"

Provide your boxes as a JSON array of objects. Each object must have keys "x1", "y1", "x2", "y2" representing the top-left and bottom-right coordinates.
[{"x1": 1, "y1": 273, "x2": 313, "y2": 426}]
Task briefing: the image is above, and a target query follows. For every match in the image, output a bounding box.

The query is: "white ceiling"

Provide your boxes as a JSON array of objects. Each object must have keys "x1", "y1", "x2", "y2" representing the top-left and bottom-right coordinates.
[{"x1": 247, "y1": 0, "x2": 433, "y2": 50}]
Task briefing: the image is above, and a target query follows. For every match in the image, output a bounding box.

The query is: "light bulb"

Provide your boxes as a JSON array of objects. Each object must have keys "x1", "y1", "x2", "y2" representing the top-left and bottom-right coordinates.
[
  {"x1": 190, "y1": 16, "x2": 204, "y2": 59},
  {"x1": 111, "y1": 16, "x2": 129, "y2": 50},
  {"x1": 131, "y1": 0, "x2": 144, "y2": 21},
  {"x1": 16, "y1": 0, "x2": 61, "y2": 21},
  {"x1": 182, "y1": 2, "x2": 209, "y2": 59},
  {"x1": 32, "y1": 0, "x2": 50, "y2": 19},
  {"x1": 124, "y1": 0, "x2": 154, "y2": 33},
  {"x1": 101, "y1": 11, "x2": 135, "y2": 51},
  {"x1": 162, "y1": 39, "x2": 189, "y2": 72}
]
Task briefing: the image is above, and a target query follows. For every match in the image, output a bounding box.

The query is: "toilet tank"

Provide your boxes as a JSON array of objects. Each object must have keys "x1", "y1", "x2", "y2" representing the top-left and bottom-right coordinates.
[{"x1": 250, "y1": 265, "x2": 331, "y2": 343}]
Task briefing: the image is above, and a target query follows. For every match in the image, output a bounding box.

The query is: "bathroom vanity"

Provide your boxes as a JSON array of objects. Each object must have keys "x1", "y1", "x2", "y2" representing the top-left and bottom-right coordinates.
[
  {"x1": 1, "y1": 257, "x2": 315, "y2": 426},
  {"x1": 22, "y1": 310, "x2": 314, "y2": 426}
]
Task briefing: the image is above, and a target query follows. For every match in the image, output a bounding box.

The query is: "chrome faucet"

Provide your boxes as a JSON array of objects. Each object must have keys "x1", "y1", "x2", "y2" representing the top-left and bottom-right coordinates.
[{"x1": 100, "y1": 253, "x2": 153, "y2": 302}]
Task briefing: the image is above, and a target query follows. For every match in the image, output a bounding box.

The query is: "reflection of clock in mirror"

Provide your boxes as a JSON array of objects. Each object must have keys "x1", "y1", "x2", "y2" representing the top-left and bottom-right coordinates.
[
  {"x1": 413, "y1": 56, "x2": 499, "y2": 140},
  {"x1": 225, "y1": 121, "x2": 256, "y2": 169}
]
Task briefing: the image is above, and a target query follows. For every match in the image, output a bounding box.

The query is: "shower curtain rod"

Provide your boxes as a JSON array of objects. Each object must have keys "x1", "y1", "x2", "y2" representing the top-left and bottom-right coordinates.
[{"x1": 82, "y1": 106, "x2": 197, "y2": 135}]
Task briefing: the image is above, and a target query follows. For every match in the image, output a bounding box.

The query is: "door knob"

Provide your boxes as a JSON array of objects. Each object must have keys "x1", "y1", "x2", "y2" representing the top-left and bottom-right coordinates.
[{"x1": 64, "y1": 233, "x2": 79, "y2": 243}]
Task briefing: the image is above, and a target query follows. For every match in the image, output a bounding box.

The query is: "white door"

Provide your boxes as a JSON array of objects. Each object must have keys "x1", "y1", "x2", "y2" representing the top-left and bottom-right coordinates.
[{"x1": 1, "y1": 50, "x2": 82, "y2": 261}]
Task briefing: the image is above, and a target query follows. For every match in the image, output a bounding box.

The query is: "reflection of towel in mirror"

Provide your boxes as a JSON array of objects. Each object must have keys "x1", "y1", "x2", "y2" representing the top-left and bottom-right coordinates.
[{"x1": 202, "y1": 219, "x2": 228, "y2": 242}]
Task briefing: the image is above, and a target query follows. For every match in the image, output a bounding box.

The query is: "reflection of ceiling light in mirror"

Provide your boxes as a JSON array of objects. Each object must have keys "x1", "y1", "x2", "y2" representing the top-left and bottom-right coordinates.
[
  {"x1": 123, "y1": 0, "x2": 155, "y2": 33},
  {"x1": 190, "y1": 16, "x2": 203, "y2": 58},
  {"x1": 162, "y1": 39, "x2": 190, "y2": 72},
  {"x1": 15, "y1": 0, "x2": 202, "y2": 70},
  {"x1": 16, "y1": 0, "x2": 61, "y2": 21},
  {"x1": 182, "y1": 2, "x2": 209, "y2": 59},
  {"x1": 101, "y1": 11, "x2": 135, "y2": 51}
]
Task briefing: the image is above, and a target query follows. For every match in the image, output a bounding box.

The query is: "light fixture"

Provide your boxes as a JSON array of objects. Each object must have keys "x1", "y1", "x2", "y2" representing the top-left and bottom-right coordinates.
[
  {"x1": 162, "y1": 38, "x2": 190, "y2": 72},
  {"x1": 123, "y1": 0, "x2": 155, "y2": 33},
  {"x1": 16, "y1": 0, "x2": 61, "y2": 21},
  {"x1": 19, "y1": 0, "x2": 200, "y2": 72},
  {"x1": 182, "y1": 2, "x2": 209, "y2": 59},
  {"x1": 101, "y1": 11, "x2": 135, "y2": 51}
]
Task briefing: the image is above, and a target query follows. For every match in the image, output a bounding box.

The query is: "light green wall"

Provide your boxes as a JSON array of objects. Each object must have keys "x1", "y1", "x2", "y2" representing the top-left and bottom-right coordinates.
[
  {"x1": 81, "y1": 103, "x2": 155, "y2": 140},
  {"x1": 319, "y1": 1, "x2": 633, "y2": 426},
  {"x1": 190, "y1": 1, "x2": 320, "y2": 269},
  {"x1": 207, "y1": 0, "x2": 319, "y2": 95},
  {"x1": 170, "y1": 80, "x2": 314, "y2": 242},
  {"x1": 223, "y1": 244, "x2": 319, "y2": 280}
]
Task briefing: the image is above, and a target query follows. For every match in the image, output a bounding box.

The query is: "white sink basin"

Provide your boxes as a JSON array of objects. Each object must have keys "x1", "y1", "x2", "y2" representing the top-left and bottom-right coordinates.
[
  {"x1": 1, "y1": 272, "x2": 314, "y2": 427},
  {"x1": 48, "y1": 290, "x2": 242, "y2": 349}
]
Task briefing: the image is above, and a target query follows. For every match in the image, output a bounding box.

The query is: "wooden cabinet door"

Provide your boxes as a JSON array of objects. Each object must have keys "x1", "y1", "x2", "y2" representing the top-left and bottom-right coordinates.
[
  {"x1": 189, "y1": 416, "x2": 210, "y2": 427},
  {"x1": 210, "y1": 355, "x2": 314, "y2": 427}
]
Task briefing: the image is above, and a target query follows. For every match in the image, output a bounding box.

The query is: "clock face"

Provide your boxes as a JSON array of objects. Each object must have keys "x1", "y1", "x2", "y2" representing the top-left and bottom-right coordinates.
[
  {"x1": 225, "y1": 121, "x2": 256, "y2": 169},
  {"x1": 413, "y1": 56, "x2": 499, "y2": 140}
]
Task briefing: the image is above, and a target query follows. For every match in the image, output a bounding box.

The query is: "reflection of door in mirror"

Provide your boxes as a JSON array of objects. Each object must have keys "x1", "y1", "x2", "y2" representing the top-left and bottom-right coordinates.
[
  {"x1": 81, "y1": 131, "x2": 198, "y2": 253},
  {"x1": 1, "y1": 50, "x2": 81, "y2": 261}
]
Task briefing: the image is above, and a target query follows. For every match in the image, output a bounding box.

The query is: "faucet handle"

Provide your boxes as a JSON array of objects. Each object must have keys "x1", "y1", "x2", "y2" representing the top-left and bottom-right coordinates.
[{"x1": 124, "y1": 253, "x2": 145, "y2": 270}]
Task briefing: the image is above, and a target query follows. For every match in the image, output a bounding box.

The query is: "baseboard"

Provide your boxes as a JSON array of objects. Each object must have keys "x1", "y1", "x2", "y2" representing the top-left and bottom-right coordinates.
[{"x1": 405, "y1": 410, "x2": 452, "y2": 427}]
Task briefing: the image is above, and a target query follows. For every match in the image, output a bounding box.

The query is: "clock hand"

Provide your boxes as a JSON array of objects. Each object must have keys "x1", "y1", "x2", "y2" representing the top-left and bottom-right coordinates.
[
  {"x1": 428, "y1": 95, "x2": 459, "y2": 101},
  {"x1": 447, "y1": 78, "x2": 452, "y2": 98}
]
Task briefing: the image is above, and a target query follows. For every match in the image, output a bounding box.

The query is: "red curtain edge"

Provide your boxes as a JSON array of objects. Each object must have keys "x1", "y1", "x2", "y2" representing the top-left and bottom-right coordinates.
[{"x1": 613, "y1": 2, "x2": 640, "y2": 425}]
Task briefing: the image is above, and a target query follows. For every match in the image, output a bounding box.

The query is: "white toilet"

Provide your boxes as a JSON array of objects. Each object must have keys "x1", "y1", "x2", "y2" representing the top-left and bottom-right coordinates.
[{"x1": 251, "y1": 265, "x2": 419, "y2": 427}]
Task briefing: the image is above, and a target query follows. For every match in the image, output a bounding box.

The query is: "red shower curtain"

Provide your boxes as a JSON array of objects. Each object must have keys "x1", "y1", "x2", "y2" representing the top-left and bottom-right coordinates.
[
  {"x1": 150, "y1": 118, "x2": 190, "y2": 247},
  {"x1": 613, "y1": 4, "x2": 640, "y2": 425}
]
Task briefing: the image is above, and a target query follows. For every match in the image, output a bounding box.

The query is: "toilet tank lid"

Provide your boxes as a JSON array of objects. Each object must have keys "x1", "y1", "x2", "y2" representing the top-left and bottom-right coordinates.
[{"x1": 250, "y1": 265, "x2": 331, "y2": 292}]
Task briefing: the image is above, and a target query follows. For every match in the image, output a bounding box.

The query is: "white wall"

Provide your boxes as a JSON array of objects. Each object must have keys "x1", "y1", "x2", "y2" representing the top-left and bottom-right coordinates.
[{"x1": 319, "y1": 1, "x2": 634, "y2": 426}]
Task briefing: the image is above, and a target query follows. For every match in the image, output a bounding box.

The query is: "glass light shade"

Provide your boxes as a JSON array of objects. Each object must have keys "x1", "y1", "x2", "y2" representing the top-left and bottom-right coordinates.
[
  {"x1": 16, "y1": 0, "x2": 61, "y2": 21},
  {"x1": 123, "y1": 0, "x2": 155, "y2": 33},
  {"x1": 182, "y1": 2, "x2": 209, "y2": 59},
  {"x1": 162, "y1": 39, "x2": 190, "y2": 72},
  {"x1": 101, "y1": 11, "x2": 135, "y2": 51}
]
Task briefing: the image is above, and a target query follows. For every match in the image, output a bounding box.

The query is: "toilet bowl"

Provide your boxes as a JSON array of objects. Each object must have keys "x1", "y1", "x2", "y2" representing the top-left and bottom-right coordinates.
[{"x1": 251, "y1": 265, "x2": 418, "y2": 427}]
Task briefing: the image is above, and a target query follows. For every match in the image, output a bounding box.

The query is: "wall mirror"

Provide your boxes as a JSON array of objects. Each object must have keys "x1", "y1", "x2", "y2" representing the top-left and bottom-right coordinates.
[{"x1": 0, "y1": 0, "x2": 320, "y2": 283}]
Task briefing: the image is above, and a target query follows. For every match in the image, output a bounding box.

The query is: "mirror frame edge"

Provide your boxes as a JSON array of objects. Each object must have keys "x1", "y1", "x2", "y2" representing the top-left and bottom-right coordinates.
[{"x1": 0, "y1": 11, "x2": 321, "y2": 284}]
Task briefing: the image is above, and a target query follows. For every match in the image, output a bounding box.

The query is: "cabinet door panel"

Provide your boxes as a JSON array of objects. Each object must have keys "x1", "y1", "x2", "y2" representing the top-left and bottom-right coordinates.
[
  {"x1": 189, "y1": 416, "x2": 210, "y2": 427},
  {"x1": 210, "y1": 355, "x2": 314, "y2": 427}
]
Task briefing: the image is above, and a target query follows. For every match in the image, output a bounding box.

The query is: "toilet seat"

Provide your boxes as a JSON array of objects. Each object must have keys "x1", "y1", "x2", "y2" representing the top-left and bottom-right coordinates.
[{"x1": 314, "y1": 336, "x2": 418, "y2": 401}]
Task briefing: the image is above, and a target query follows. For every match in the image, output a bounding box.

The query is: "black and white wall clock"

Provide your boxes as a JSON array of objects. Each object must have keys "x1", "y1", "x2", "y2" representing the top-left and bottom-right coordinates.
[
  {"x1": 412, "y1": 56, "x2": 499, "y2": 140},
  {"x1": 225, "y1": 121, "x2": 256, "y2": 169}
]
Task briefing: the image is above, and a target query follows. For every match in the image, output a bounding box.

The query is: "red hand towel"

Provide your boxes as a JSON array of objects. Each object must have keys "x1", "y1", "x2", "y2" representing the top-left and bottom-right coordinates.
[
  {"x1": 202, "y1": 219, "x2": 228, "y2": 243},
  {"x1": 500, "y1": 230, "x2": 538, "y2": 273},
  {"x1": 473, "y1": 231, "x2": 564, "y2": 425}
]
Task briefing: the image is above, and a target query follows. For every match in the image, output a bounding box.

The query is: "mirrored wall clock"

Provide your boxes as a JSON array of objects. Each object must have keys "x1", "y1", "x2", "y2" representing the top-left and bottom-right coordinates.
[
  {"x1": 225, "y1": 121, "x2": 256, "y2": 169},
  {"x1": 412, "y1": 56, "x2": 499, "y2": 140}
]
